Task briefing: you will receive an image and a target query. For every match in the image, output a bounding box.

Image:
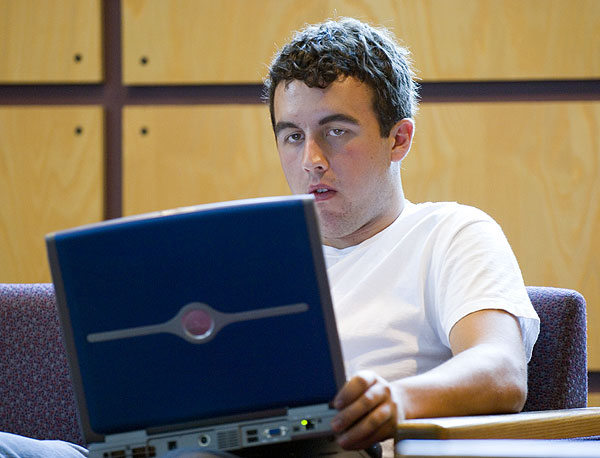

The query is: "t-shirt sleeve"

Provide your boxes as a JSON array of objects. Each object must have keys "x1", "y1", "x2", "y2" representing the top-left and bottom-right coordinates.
[{"x1": 433, "y1": 209, "x2": 540, "y2": 361}]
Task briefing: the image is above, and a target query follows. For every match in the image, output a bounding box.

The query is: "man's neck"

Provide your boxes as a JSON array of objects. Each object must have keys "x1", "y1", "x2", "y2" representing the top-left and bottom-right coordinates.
[{"x1": 323, "y1": 195, "x2": 406, "y2": 249}]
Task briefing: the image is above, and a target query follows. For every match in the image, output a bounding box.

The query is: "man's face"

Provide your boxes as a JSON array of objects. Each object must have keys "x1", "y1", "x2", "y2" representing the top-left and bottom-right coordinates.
[{"x1": 273, "y1": 77, "x2": 411, "y2": 248}]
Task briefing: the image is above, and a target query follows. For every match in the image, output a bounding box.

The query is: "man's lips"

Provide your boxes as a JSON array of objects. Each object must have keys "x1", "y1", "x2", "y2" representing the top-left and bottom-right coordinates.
[{"x1": 308, "y1": 185, "x2": 336, "y2": 201}]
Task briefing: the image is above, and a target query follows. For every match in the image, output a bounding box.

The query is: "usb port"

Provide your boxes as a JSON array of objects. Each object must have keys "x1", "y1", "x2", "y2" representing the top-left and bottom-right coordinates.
[{"x1": 247, "y1": 436, "x2": 259, "y2": 443}]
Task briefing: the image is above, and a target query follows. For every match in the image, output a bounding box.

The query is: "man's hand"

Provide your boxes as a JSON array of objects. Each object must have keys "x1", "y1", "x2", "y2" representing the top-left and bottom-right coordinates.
[{"x1": 331, "y1": 370, "x2": 403, "y2": 450}]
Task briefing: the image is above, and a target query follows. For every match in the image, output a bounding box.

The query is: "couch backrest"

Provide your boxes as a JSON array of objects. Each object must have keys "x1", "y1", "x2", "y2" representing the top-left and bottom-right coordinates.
[
  {"x1": 0, "y1": 283, "x2": 588, "y2": 444},
  {"x1": 0, "y1": 283, "x2": 84, "y2": 445}
]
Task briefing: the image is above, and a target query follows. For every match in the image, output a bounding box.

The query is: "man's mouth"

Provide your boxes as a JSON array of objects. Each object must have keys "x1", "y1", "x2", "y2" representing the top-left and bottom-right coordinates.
[{"x1": 309, "y1": 186, "x2": 336, "y2": 201}]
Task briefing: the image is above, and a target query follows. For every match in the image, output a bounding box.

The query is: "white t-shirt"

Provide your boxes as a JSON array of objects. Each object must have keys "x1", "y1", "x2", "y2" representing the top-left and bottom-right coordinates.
[{"x1": 324, "y1": 200, "x2": 540, "y2": 383}]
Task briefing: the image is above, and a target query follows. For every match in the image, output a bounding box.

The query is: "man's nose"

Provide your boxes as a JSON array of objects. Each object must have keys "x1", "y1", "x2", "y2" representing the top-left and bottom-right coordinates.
[{"x1": 302, "y1": 137, "x2": 329, "y2": 173}]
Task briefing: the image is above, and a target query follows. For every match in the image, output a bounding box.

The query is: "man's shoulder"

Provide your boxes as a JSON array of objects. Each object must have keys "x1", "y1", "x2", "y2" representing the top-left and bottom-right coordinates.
[{"x1": 405, "y1": 200, "x2": 494, "y2": 225}]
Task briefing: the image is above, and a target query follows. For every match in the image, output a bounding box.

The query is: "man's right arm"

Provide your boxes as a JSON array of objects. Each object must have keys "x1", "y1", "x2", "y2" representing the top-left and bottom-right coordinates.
[{"x1": 331, "y1": 308, "x2": 527, "y2": 450}]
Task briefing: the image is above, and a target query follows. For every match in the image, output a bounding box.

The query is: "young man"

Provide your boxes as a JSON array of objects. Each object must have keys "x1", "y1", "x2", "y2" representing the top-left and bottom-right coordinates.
[
  {"x1": 263, "y1": 17, "x2": 539, "y2": 456},
  {"x1": 0, "y1": 17, "x2": 538, "y2": 458}
]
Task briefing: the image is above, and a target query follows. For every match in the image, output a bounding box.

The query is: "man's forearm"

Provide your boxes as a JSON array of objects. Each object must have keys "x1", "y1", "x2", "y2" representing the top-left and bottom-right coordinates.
[{"x1": 393, "y1": 342, "x2": 527, "y2": 420}]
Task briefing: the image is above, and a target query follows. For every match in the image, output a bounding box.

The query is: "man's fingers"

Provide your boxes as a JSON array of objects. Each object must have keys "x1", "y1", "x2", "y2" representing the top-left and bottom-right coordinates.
[
  {"x1": 336, "y1": 400, "x2": 396, "y2": 450},
  {"x1": 334, "y1": 371, "x2": 378, "y2": 410},
  {"x1": 332, "y1": 377, "x2": 391, "y2": 433},
  {"x1": 331, "y1": 370, "x2": 401, "y2": 450}
]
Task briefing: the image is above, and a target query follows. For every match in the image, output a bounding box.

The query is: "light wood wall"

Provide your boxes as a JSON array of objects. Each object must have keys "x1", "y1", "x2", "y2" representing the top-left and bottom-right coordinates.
[
  {"x1": 122, "y1": 105, "x2": 289, "y2": 215},
  {"x1": 1, "y1": 0, "x2": 599, "y2": 371},
  {"x1": 327, "y1": 0, "x2": 600, "y2": 81},
  {"x1": 122, "y1": 0, "x2": 599, "y2": 84},
  {"x1": 0, "y1": 107, "x2": 104, "y2": 282},
  {"x1": 0, "y1": 0, "x2": 102, "y2": 83}
]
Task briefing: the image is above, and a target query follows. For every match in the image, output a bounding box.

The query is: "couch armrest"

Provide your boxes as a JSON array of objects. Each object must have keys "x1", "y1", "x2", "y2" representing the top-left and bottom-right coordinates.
[{"x1": 395, "y1": 407, "x2": 600, "y2": 441}]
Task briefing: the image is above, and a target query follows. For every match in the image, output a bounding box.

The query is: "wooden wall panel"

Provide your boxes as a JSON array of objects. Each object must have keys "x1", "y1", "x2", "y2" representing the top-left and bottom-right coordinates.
[
  {"x1": 122, "y1": 105, "x2": 289, "y2": 215},
  {"x1": 122, "y1": 0, "x2": 330, "y2": 84},
  {"x1": 122, "y1": 0, "x2": 599, "y2": 84},
  {"x1": 329, "y1": 0, "x2": 600, "y2": 81},
  {"x1": 0, "y1": 107, "x2": 104, "y2": 283},
  {"x1": 402, "y1": 101, "x2": 600, "y2": 368},
  {"x1": 0, "y1": 0, "x2": 102, "y2": 83}
]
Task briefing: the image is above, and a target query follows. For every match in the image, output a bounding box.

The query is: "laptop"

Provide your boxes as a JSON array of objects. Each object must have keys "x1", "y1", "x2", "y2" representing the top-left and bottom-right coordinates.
[{"x1": 46, "y1": 195, "x2": 376, "y2": 458}]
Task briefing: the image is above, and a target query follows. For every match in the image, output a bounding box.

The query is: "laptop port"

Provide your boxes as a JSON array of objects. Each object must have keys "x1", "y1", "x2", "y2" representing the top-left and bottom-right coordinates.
[
  {"x1": 131, "y1": 446, "x2": 156, "y2": 457},
  {"x1": 268, "y1": 428, "x2": 282, "y2": 436},
  {"x1": 264, "y1": 426, "x2": 288, "y2": 438},
  {"x1": 198, "y1": 434, "x2": 211, "y2": 447},
  {"x1": 105, "y1": 452, "x2": 125, "y2": 458}
]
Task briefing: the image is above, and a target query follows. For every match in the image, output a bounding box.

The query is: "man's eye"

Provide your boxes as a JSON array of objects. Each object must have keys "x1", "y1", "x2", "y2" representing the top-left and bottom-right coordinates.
[
  {"x1": 285, "y1": 133, "x2": 303, "y2": 143},
  {"x1": 328, "y1": 128, "x2": 345, "y2": 137}
]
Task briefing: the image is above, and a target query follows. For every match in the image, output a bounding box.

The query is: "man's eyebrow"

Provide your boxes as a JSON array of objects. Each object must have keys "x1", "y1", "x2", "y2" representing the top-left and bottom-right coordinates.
[
  {"x1": 319, "y1": 113, "x2": 360, "y2": 126},
  {"x1": 274, "y1": 121, "x2": 298, "y2": 137},
  {"x1": 274, "y1": 114, "x2": 359, "y2": 137}
]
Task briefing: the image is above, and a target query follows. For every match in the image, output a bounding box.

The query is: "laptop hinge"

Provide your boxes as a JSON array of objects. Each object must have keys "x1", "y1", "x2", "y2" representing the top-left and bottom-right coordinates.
[
  {"x1": 288, "y1": 402, "x2": 335, "y2": 417},
  {"x1": 101, "y1": 429, "x2": 149, "y2": 445}
]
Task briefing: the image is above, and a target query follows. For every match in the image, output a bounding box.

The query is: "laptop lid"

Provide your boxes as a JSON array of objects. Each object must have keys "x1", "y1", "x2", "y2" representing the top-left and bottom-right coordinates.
[{"x1": 46, "y1": 195, "x2": 346, "y2": 446}]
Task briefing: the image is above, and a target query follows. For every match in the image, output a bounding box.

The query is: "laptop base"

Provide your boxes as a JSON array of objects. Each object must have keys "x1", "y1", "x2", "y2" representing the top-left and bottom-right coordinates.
[
  {"x1": 236, "y1": 437, "x2": 381, "y2": 458},
  {"x1": 89, "y1": 437, "x2": 378, "y2": 458},
  {"x1": 88, "y1": 404, "x2": 372, "y2": 457}
]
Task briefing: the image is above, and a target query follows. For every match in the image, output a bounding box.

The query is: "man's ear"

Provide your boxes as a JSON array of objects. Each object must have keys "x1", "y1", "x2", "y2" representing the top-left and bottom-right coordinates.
[{"x1": 390, "y1": 118, "x2": 415, "y2": 163}]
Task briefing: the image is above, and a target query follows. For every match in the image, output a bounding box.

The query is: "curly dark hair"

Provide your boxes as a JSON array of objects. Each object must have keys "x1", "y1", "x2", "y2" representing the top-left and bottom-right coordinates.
[{"x1": 263, "y1": 17, "x2": 419, "y2": 137}]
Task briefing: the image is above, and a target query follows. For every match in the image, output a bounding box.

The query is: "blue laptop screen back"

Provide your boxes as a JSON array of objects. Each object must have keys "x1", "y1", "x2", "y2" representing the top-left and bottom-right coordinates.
[{"x1": 47, "y1": 196, "x2": 344, "y2": 440}]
